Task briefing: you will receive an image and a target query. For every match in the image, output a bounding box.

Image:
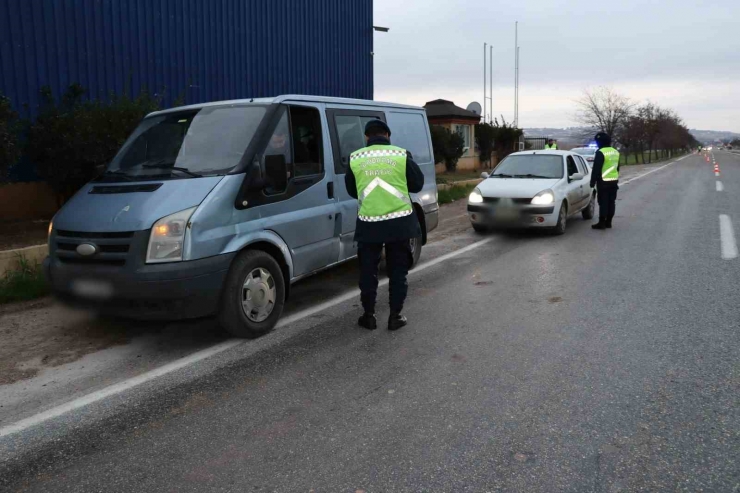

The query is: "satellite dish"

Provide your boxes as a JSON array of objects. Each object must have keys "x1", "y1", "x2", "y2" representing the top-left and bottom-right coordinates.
[{"x1": 466, "y1": 102, "x2": 482, "y2": 116}]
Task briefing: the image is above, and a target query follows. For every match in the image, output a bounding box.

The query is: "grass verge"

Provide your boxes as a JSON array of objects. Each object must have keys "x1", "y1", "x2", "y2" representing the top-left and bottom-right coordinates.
[
  {"x1": 438, "y1": 183, "x2": 477, "y2": 205},
  {"x1": 0, "y1": 256, "x2": 49, "y2": 304}
]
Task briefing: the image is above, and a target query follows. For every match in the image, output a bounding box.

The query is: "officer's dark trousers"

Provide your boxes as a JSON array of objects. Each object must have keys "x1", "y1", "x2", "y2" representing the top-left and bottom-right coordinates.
[
  {"x1": 358, "y1": 240, "x2": 412, "y2": 314},
  {"x1": 597, "y1": 184, "x2": 618, "y2": 220}
]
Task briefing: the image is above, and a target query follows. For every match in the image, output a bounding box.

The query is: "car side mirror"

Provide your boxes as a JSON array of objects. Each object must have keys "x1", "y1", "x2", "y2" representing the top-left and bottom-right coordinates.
[
  {"x1": 569, "y1": 172, "x2": 584, "y2": 181},
  {"x1": 480, "y1": 172, "x2": 490, "y2": 179}
]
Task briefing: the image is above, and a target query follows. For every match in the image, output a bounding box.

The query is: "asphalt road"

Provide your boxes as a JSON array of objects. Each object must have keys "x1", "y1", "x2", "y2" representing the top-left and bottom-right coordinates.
[{"x1": 2, "y1": 153, "x2": 739, "y2": 492}]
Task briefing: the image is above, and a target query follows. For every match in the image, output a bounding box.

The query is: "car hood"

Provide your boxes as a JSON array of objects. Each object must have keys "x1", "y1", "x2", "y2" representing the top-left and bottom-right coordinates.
[
  {"x1": 53, "y1": 176, "x2": 224, "y2": 232},
  {"x1": 477, "y1": 177, "x2": 560, "y2": 199}
]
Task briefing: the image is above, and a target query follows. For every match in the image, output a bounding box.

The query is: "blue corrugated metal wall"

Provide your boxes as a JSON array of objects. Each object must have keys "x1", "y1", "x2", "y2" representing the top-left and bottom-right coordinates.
[{"x1": 0, "y1": 0, "x2": 373, "y2": 118}]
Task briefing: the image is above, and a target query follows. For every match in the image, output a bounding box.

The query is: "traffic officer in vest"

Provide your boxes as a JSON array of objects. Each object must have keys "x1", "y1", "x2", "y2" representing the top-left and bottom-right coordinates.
[
  {"x1": 545, "y1": 139, "x2": 558, "y2": 150},
  {"x1": 590, "y1": 132, "x2": 620, "y2": 229},
  {"x1": 344, "y1": 120, "x2": 425, "y2": 331}
]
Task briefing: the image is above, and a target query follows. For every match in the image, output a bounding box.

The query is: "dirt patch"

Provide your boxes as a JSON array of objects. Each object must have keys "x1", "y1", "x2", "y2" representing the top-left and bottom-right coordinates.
[
  {"x1": 0, "y1": 302, "x2": 141, "y2": 385},
  {"x1": 0, "y1": 220, "x2": 50, "y2": 251}
]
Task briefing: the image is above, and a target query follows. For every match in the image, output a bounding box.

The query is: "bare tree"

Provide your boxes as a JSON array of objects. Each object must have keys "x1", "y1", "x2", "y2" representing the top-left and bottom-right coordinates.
[{"x1": 575, "y1": 87, "x2": 633, "y2": 138}]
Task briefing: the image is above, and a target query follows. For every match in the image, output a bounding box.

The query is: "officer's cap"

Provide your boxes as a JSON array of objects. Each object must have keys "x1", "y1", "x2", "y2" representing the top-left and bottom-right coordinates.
[{"x1": 364, "y1": 119, "x2": 392, "y2": 137}]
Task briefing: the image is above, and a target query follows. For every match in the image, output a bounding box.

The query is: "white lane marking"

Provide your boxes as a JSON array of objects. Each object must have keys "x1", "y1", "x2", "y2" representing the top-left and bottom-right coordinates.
[
  {"x1": 621, "y1": 159, "x2": 680, "y2": 185},
  {"x1": 716, "y1": 181, "x2": 724, "y2": 192},
  {"x1": 719, "y1": 215, "x2": 738, "y2": 260},
  {"x1": 0, "y1": 237, "x2": 493, "y2": 438}
]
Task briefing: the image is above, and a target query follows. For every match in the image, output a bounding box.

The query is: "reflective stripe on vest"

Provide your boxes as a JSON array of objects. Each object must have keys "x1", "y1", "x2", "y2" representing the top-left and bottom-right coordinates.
[
  {"x1": 600, "y1": 147, "x2": 620, "y2": 181},
  {"x1": 350, "y1": 145, "x2": 413, "y2": 222}
]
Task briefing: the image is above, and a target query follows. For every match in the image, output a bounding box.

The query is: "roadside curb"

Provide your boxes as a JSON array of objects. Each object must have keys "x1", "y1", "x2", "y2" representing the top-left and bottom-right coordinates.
[
  {"x1": 437, "y1": 178, "x2": 482, "y2": 191},
  {"x1": 0, "y1": 244, "x2": 47, "y2": 276}
]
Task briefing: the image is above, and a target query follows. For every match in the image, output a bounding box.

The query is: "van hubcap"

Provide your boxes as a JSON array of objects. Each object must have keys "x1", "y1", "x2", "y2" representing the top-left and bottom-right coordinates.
[{"x1": 241, "y1": 268, "x2": 276, "y2": 322}]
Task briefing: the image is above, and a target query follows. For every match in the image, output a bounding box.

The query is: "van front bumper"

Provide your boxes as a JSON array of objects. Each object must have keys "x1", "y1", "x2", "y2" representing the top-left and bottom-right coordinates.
[{"x1": 44, "y1": 252, "x2": 236, "y2": 320}]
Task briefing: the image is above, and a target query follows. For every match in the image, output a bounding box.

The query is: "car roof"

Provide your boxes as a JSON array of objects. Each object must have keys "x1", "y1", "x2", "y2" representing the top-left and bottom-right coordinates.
[
  {"x1": 147, "y1": 94, "x2": 423, "y2": 117},
  {"x1": 511, "y1": 150, "x2": 572, "y2": 156}
]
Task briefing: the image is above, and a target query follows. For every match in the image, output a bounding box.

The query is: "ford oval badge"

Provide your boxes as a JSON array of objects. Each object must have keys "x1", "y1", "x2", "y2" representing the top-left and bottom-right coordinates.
[{"x1": 76, "y1": 243, "x2": 98, "y2": 257}]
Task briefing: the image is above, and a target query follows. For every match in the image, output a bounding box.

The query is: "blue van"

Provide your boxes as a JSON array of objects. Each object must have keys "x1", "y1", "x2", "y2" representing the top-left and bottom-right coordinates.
[{"x1": 44, "y1": 96, "x2": 439, "y2": 337}]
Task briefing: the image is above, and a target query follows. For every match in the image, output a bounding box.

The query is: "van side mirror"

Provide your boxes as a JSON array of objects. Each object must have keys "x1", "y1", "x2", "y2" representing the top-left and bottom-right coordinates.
[
  {"x1": 263, "y1": 154, "x2": 288, "y2": 192},
  {"x1": 569, "y1": 172, "x2": 584, "y2": 181},
  {"x1": 480, "y1": 172, "x2": 490, "y2": 179},
  {"x1": 247, "y1": 159, "x2": 266, "y2": 191}
]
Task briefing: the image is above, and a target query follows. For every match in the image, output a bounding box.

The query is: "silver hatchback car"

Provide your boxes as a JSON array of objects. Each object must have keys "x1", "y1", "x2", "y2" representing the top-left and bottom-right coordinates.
[{"x1": 467, "y1": 150, "x2": 596, "y2": 235}]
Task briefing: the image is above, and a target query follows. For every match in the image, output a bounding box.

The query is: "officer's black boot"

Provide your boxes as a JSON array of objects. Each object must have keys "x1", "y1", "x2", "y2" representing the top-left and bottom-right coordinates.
[
  {"x1": 388, "y1": 312, "x2": 407, "y2": 331},
  {"x1": 605, "y1": 216, "x2": 613, "y2": 229},
  {"x1": 358, "y1": 313, "x2": 377, "y2": 330},
  {"x1": 592, "y1": 218, "x2": 607, "y2": 230}
]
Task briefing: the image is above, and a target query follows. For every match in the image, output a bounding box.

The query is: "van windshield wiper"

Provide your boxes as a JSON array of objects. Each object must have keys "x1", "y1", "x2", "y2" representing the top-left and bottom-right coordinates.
[
  {"x1": 515, "y1": 174, "x2": 552, "y2": 179},
  {"x1": 141, "y1": 164, "x2": 203, "y2": 178},
  {"x1": 490, "y1": 173, "x2": 516, "y2": 178}
]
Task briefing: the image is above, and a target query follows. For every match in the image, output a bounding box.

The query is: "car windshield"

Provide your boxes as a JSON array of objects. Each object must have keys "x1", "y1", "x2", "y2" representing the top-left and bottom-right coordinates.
[
  {"x1": 103, "y1": 105, "x2": 267, "y2": 181},
  {"x1": 492, "y1": 155, "x2": 564, "y2": 179},
  {"x1": 573, "y1": 147, "x2": 597, "y2": 156}
]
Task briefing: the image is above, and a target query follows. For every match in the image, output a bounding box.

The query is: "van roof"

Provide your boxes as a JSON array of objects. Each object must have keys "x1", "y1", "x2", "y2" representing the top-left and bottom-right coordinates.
[{"x1": 147, "y1": 95, "x2": 424, "y2": 117}]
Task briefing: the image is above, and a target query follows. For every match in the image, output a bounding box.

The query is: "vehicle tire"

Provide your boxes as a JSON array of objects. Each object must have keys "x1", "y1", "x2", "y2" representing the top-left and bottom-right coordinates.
[
  {"x1": 409, "y1": 235, "x2": 423, "y2": 268},
  {"x1": 553, "y1": 202, "x2": 567, "y2": 235},
  {"x1": 582, "y1": 193, "x2": 595, "y2": 220},
  {"x1": 218, "y1": 250, "x2": 286, "y2": 339},
  {"x1": 472, "y1": 223, "x2": 489, "y2": 234}
]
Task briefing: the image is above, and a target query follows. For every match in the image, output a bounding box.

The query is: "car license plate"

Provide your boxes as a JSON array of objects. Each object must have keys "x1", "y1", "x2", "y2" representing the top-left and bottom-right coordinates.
[
  {"x1": 497, "y1": 208, "x2": 519, "y2": 221},
  {"x1": 72, "y1": 279, "x2": 114, "y2": 299}
]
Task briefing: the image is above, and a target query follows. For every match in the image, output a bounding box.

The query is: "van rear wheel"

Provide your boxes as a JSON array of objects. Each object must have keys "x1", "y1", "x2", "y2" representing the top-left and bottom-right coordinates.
[{"x1": 219, "y1": 250, "x2": 285, "y2": 338}]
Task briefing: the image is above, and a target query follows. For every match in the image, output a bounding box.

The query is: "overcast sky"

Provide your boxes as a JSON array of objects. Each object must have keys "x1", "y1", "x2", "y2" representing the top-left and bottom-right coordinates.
[{"x1": 373, "y1": 0, "x2": 740, "y2": 133}]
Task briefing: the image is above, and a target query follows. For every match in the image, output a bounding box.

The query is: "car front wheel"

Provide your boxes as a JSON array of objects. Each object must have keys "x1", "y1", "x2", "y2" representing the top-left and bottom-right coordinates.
[{"x1": 553, "y1": 202, "x2": 567, "y2": 235}]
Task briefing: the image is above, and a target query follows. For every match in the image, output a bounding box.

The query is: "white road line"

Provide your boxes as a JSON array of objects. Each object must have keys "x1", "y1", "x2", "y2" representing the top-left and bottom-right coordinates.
[
  {"x1": 719, "y1": 215, "x2": 738, "y2": 260},
  {"x1": 620, "y1": 159, "x2": 680, "y2": 185},
  {"x1": 0, "y1": 237, "x2": 493, "y2": 439},
  {"x1": 716, "y1": 181, "x2": 724, "y2": 192}
]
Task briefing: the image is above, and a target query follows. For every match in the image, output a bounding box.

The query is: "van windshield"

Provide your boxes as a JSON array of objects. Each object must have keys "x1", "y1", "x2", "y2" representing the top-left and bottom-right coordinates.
[{"x1": 103, "y1": 105, "x2": 267, "y2": 180}]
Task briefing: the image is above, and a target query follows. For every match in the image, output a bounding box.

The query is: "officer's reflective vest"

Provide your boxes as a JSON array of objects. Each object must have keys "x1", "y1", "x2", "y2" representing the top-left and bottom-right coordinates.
[
  {"x1": 350, "y1": 145, "x2": 413, "y2": 222},
  {"x1": 600, "y1": 147, "x2": 620, "y2": 181},
  {"x1": 545, "y1": 143, "x2": 557, "y2": 150}
]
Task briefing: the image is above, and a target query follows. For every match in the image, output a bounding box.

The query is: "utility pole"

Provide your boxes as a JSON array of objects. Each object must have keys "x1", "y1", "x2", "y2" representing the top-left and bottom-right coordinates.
[
  {"x1": 516, "y1": 45, "x2": 520, "y2": 127},
  {"x1": 513, "y1": 22, "x2": 521, "y2": 128},
  {"x1": 489, "y1": 45, "x2": 493, "y2": 124},
  {"x1": 483, "y1": 43, "x2": 487, "y2": 122}
]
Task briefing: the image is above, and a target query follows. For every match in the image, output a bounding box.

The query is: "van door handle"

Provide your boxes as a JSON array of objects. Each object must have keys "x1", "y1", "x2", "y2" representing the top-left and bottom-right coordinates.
[{"x1": 327, "y1": 182, "x2": 334, "y2": 199}]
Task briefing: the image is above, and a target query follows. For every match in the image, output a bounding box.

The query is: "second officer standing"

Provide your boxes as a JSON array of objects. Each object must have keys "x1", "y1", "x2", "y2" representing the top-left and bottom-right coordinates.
[{"x1": 345, "y1": 120, "x2": 424, "y2": 331}]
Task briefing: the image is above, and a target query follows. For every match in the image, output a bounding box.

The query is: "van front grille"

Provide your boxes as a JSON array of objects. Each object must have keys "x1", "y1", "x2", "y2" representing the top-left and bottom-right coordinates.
[{"x1": 54, "y1": 230, "x2": 135, "y2": 266}]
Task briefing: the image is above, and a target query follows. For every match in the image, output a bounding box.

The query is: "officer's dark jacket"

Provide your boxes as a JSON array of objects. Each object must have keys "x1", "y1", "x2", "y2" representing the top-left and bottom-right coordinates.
[{"x1": 344, "y1": 136, "x2": 425, "y2": 243}]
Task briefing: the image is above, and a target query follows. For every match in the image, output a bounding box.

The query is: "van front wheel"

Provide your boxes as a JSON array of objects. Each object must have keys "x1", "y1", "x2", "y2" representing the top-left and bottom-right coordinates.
[{"x1": 219, "y1": 250, "x2": 285, "y2": 338}]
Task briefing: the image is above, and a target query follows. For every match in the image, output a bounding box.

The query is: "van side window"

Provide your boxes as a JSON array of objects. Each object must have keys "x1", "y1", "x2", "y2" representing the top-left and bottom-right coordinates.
[
  {"x1": 290, "y1": 106, "x2": 323, "y2": 178},
  {"x1": 262, "y1": 105, "x2": 324, "y2": 195},
  {"x1": 386, "y1": 112, "x2": 432, "y2": 164},
  {"x1": 333, "y1": 115, "x2": 381, "y2": 173},
  {"x1": 264, "y1": 110, "x2": 292, "y2": 195}
]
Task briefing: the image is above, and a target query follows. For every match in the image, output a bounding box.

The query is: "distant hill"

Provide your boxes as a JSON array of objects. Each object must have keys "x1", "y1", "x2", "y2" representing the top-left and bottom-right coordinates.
[
  {"x1": 689, "y1": 129, "x2": 740, "y2": 144},
  {"x1": 525, "y1": 127, "x2": 740, "y2": 146}
]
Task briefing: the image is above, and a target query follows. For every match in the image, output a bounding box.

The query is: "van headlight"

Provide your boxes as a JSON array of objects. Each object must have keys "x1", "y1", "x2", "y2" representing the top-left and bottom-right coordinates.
[
  {"x1": 468, "y1": 188, "x2": 484, "y2": 204},
  {"x1": 146, "y1": 207, "x2": 197, "y2": 264},
  {"x1": 531, "y1": 190, "x2": 555, "y2": 205}
]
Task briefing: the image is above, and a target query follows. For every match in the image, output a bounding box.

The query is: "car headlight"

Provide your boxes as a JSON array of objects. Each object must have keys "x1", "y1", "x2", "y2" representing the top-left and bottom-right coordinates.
[
  {"x1": 146, "y1": 207, "x2": 197, "y2": 264},
  {"x1": 531, "y1": 190, "x2": 555, "y2": 205},
  {"x1": 468, "y1": 188, "x2": 484, "y2": 204}
]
